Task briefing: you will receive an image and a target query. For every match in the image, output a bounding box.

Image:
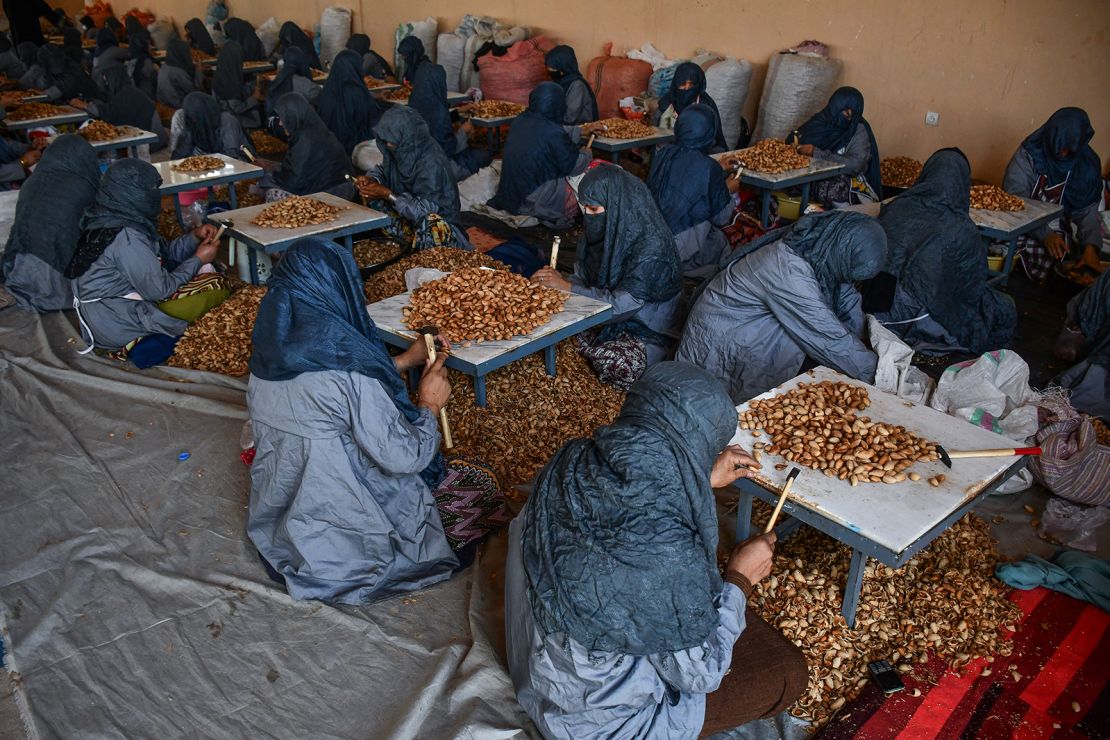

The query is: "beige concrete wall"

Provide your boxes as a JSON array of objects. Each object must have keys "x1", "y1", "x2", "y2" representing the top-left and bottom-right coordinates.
[{"x1": 127, "y1": 0, "x2": 1110, "y2": 181}]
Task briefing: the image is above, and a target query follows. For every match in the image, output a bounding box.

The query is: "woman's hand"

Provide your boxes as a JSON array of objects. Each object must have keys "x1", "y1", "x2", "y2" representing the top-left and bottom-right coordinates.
[
  {"x1": 394, "y1": 333, "x2": 448, "y2": 372},
  {"x1": 1079, "y1": 244, "x2": 1105, "y2": 273},
  {"x1": 1044, "y1": 233, "x2": 1068, "y2": 260},
  {"x1": 418, "y1": 353, "x2": 451, "y2": 416},
  {"x1": 726, "y1": 532, "x2": 777, "y2": 585},
  {"x1": 193, "y1": 223, "x2": 218, "y2": 242},
  {"x1": 531, "y1": 266, "x2": 571, "y2": 291},
  {"x1": 69, "y1": 98, "x2": 88, "y2": 110},
  {"x1": 355, "y1": 176, "x2": 391, "y2": 201},
  {"x1": 710, "y1": 444, "x2": 762, "y2": 488},
  {"x1": 796, "y1": 143, "x2": 814, "y2": 156}
]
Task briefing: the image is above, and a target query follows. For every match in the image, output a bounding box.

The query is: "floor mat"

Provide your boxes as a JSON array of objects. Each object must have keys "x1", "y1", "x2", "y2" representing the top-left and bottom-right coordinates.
[
  {"x1": 0, "y1": 309, "x2": 532, "y2": 738},
  {"x1": 814, "y1": 587, "x2": 1108, "y2": 738}
]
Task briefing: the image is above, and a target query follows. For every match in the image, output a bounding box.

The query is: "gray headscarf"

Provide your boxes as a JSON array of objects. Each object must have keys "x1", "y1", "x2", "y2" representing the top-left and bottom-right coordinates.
[
  {"x1": 373, "y1": 106, "x2": 460, "y2": 222},
  {"x1": 523, "y1": 362, "x2": 736, "y2": 655},
  {"x1": 782, "y1": 211, "x2": 887, "y2": 307}
]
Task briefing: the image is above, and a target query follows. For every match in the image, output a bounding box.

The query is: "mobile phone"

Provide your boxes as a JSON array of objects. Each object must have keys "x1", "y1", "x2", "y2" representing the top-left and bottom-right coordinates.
[{"x1": 868, "y1": 660, "x2": 906, "y2": 695}]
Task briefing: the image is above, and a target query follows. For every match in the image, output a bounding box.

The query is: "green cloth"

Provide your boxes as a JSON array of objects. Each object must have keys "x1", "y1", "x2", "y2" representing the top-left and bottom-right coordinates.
[
  {"x1": 158, "y1": 289, "x2": 229, "y2": 323},
  {"x1": 995, "y1": 551, "x2": 1110, "y2": 612}
]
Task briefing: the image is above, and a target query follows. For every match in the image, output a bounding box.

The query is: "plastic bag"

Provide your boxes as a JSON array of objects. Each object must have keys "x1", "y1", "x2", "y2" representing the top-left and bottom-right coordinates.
[
  {"x1": 928, "y1": 350, "x2": 1040, "y2": 442},
  {"x1": 405, "y1": 268, "x2": 449, "y2": 292},
  {"x1": 352, "y1": 140, "x2": 383, "y2": 173},
  {"x1": 147, "y1": 19, "x2": 176, "y2": 50},
  {"x1": 868, "y1": 316, "x2": 936, "y2": 405},
  {"x1": 394, "y1": 17, "x2": 438, "y2": 76},
  {"x1": 256, "y1": 17, "x2": 280, "y2": 58},
  {"x1": 437, "y1": 33, "x2": 467, "y2": 92},
  {"x1": 625, "y1": 43, "x2": 677, "y2": 71},
  {"x1": 1040, "y1": 497, "x2": 1110, "y2": 552},
  {"x1": 752, "y1": 51, "x2": 841, "y2": 142},
  {"x1": 319, "y1": 7, "x2": 352, "y2": 66},
  {"x1": 459, "y1": 161, "x2": 501, "y2": 214}
]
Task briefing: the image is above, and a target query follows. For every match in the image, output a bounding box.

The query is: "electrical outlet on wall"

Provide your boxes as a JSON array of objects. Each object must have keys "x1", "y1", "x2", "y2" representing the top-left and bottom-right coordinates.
[{"x1": 925, "y1": 111, "x2": 940, "y2": 126}]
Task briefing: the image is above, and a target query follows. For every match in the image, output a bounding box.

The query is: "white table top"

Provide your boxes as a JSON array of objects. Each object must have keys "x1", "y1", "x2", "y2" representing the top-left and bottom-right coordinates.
[
  {"x1": 366, "y1": 289, "x2": 612, "y2": 368},
  {"x1": 728, "y1": 366, "x2": 1022, "y2": 555},
  {"x1": 2, "y1": 107, "x2": 88, "y2": 131},
  {"x1": 712, "y1": 150, "x2": 845, "y2": 186},
  {"x1": 470, "y1": 114, "x2": 519, "y2": 126},
  {"x1": 153, "y1": 153, "x2": 262, "y2": 193},
  {"x1": 850, "y1": 195, "x2": 1064, "y2": 238},
  {"x1": 590, "y1": 126, "x2": 674, "y2": 151},
  {"x1": 80, "y1": 127, "x2": 159, "y2": 151},
  {"x1": 377, "y1": 91, "x2": 470, "y2": 107},
  {"x1": 207, "y1": 192, "x2": 389, "y2": 250}
]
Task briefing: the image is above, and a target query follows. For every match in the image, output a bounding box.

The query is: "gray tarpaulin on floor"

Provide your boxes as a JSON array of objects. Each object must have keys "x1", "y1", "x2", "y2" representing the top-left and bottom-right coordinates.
[{"x1": 0, "y1": 308, "x2": 532, "y2": 738}]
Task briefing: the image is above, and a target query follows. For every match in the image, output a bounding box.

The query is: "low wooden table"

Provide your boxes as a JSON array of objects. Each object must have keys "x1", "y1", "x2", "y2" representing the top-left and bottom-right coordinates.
[
  {"x1": 729, "y1": 367, "x2": 1027, "y2": 628},
  {"x1": 366, "y1": 290, "x2": 612, "y2": 406},
  {"x1": 713, "y1": 151, "x2": 846, "y2": 227},
  {"x1": 589, "y1": 126, "x2": 674, "y2": 166},
  {"x1": 206, "y1": 192, "x2": 390, "y2": 284},
  {"x1": 152, "y1": 153, "x2": 263, "y2": 225}
]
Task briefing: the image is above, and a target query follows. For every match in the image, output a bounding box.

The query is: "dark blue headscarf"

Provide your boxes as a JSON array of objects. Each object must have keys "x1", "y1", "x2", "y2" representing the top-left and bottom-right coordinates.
[
  {"x1": 784, "y1": 211, "x2": 887, "y2": 308},
  {"x1": 267, "y1": 45, "x2": 311, "y2": 116},
  {"x1": 799, "y1": 86, "x2": 882, "y2": 197},
  {"x1": 577, "y1": 165, "x2": 682, "y2": 342},
  {"x1": 523, "y1": 361, "x2": 735, "y2": 655},
  {"x1": 184, "y1": 18, "x2": 216, "y2": 56},
  {"x1": 94, "y1": 27, "x2": 117, "y2": 57},
  {"x1": 318, "y1": 49, "x2": 384, "y2": 153},
  {"x1": 545, "y1": 45, "x2": 598, "y2": 124},
  {"x1": 401, "y1": 37, "x2": 455, "y2": 157},
  {"x1": 488, "y1": 82, "x2": 581, "y2": 214},
  {"x1": 250, "y1": 237, "x2": 446, "y2": 488},
  {"x1": 1020, "y1": 107, "x2": 1102, "y2": 213},
  {"x1": 278, "y1": 21, "x2": 321, "y2": 70},
  {"x1": 647, "y1": 104, "x2": 732, "y2": 234},
  {"x1": 222, "y1": 18, "x2": 266, "y2": 61},
  {"x1": 658, "y1": 62, "x2": 725, "y2": 150}
]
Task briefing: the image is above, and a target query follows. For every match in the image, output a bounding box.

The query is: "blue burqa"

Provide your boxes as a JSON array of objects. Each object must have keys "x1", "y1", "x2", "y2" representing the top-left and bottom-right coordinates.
[{"x1": 647, "y1": 104, "x2": 731, "y2": 234}]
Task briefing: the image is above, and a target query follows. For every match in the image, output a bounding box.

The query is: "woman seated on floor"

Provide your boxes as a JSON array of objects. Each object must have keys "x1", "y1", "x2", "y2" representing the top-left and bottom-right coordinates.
[
  {"x1": 157, "y1": 39, "x2": 201, "y2": 109},
  {"x1": 506, "y1": 361, "x2": 808, "y2": 739},
  {"x1": 126, "y1": 26, "x2": 157, "y2": 101},
  {"x1": 67, "y1": 159, "x2": 225, "y2": 365},
  {"x1": 355, "y1": 105, "x2": 470, "y2": 250},
  {"x1": 81, "y1": 64, "x2": 168, "y2": 151},
  {"x1": 346, "y1": 34, "x2": 395, "y2": 82},
  {"x1": 648, "y1": 104, "x2": 739, "y2": 278},
  {"x1": 317, "y1": 49, "x2": 383, "y2": 155},
  {"x1": 222, "y1": 18, "x2": 266, "y2": 62},
  {"x1": 398, "y1": 36, "x2": 491, "y2": 181},
  {"x1": 184, "y1": 18, "x2": 217, "y2": 58},
  {"x1": 17, "y1": 42, "x2": 46, "y2": 90},
  {"x1": 266, "y1": 46, "x2": 321, "y2": 118},
  {"x1": 1053, "y1": 269, "x2": 1110, "y2": 420},
  {"x1": 171, "y1": 92, "x2": 253, "y2": 160},
  {"x1": 653, "y1": 62, "x2": 726, "y2": 152},
  {"x1": 869, "y1": 148, "x2": 1016, "y2": 355},
  {"x1": 795, "y1": 86, "x2": 882, "y2": 207},
  {"x1": 277, "y1": 21, "x2": 322, "y2": 71},
  {"x1": 532, "y1": 165, "x2": 684, "y2": 390},
  {"x1": 676, "y1": 211, "x2": 886, "y2": 403},
  {"x1": 0, "y1": 34, "x2": 28, "y2": 80},
  {"x1": 247, "y1": 237, "x2": 509, "y2": 604},
  {"x1": 1004, "y1": 107, "x2": 1104, "y2": 282},
  {"x1": 1, "y1": 135, "x2": 99, "y2": 312},
  {"x1": 487, "y1": 82, "x2": 598, "y2": 229},
  {"x1": 260, "y1": 92, "x2": 355, "y2": 202},
  {"x1": 40, "y1": 44, "x2": 99, "y2": 103},
  {"x1": 543, "y1": 45, "x2": 598, "y2": 126},
  {"x1": 212, "y1": 40, "x2": 261, "y2": 131}
]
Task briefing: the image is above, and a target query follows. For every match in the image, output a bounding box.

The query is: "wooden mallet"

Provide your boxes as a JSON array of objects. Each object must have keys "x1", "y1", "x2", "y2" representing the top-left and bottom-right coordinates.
[
  {"x1": 765, "y1": 467, "x2": 801, "y2": 534},
  {"x1": 549, "y1": 235, "x2": 561, "y2": 269},
  {"x1": 417, "y1": 325, "x2": 454, "y2": 449}
]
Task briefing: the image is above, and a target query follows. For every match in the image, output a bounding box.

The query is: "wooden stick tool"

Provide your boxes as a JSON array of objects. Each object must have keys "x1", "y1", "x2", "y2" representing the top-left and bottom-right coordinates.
[
  {"x1": 418, "y1": 326, "x2": 454, "y2": 449},
  {"x1": 549, "y1": 236, "x2": 561, "y2": 269},
  {"x1": 239, "y1": 145, "x2": 256, "y2": 163},
  {"x1": 764, "y1": 467, "x2": 801, "y2": 534}
]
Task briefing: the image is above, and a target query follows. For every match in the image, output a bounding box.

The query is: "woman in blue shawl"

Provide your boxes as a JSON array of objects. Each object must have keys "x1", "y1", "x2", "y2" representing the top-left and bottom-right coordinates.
[
  {"x1": 1004, "y1": 107, "x2": 1105, "y2": 282},
  {"x1": 488, "y1": 82, "x2": 595, "y2": 228},
  {"x1": 222, "y1": 18, "x2": 266, "y2": 62},
  {"x1": 212, "y1": 40, "x2": 261, "y2": 130},
  {"x1": 505, "y1": 361, "x2": 805, "y2": 738},
  {"x1": 184, "y1": 18, "x2": 216, "y2": 57},
  {"x1": 533, "y1": 165, "x2": 684, "y2": 388},
  {"x1": 648, "y1": 104, "x2": 737, "y2": 277},
  {"x1": 317, "y1": 49, "x2": 383, "y2": 154},
  {"x1": 872, "y1": 148, "x2": 1016, "y2": 354},
  {"x1": 246, "y1": 237, "x2": 506, "y2": 604},
  {"x1": 654, "y1": 62, "x2": 726, "y2": 152},
  {"x1": 277, "y1": 21, "x2": 321, "y2": 71},
  {"x1": 544, "y1": 45, "x2": 597, "y2": 125},
  {"x1": 796, "y1": 86, "x2": 882, "y2": 206},
  {"x1": 346, "y1": 33, "x2": 394, "y2": 81},
  {"x1": 398, "y1": 36, "x2": 490, "y2": 181},
  {"x1": 266, "y1": 45, "x2": 320, "y2": 116}
]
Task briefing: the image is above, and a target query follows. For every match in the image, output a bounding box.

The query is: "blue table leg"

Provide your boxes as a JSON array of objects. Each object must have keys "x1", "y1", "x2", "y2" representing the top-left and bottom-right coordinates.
[
  {"x1": 474, "y1": 374, "x2": 488, "y2": 407},
  {"x1": 229, "y1": 182, "x2": 239, "y2": 209},
  {"x1": 842, "y1": 549, "x2": 867, "y2": 628},
  {"x1": 493, "y1": 126, "x2": 501, "y2": 152},
  {"x1": 799, "y1": 182, "x2": 812, "y2": 218},
  {"x1": 344, "y1": 235, "x2": 353, "y2": 250},
  {"x1": 206, "y1": 186, "x2": 214, "y2": 202},
  {"x1": 760, "y1": 189, "x2": 772, "y2": 228},
  {"x1": 247, "y1": 244, "x2": 259, "y2": 286},
  {"x1": 545, "y1": 345, "x2": 556, "y2": 376},
  {"x1": 173, "y1": 194, "x2": 184, "y2": 227},
  {"x1": 735, "y1": 484, "x2": 754, "y2": 542},
  {"x1": 612, "y1": 151, "x2": 621, "y2": 167},
  {"x1": 1000, "y1": 237, "x2": 1018, "y2": 286}
]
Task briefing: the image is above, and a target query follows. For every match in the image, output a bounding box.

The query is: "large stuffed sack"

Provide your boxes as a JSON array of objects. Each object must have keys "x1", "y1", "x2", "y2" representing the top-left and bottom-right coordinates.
[
  {"x1": 1030, "y1": 416, "x2": 1110, "y2": 506},
  {"x1": 698, "y1": 53, "x2": 752, "y2": 150},
  {"x1": 477, "y1": 37, "x2": 554, "y2": 105},
  {"x1": 320, "y1": 7, "x2": 352, "y2": 66},
  {"x1": 395, "y1": 17, "x2": 438, "y2": 75},
  {"x1": 256, "y1": 17, "x2": 280, "y2": 58},
  {"x1": 147, "y1": 19, "x2": 177, "y2": 50},
  {"x1": 586, "y1": 46, "x2": 652, "y2": 119},
  {"x1": 437, "y1": 32, "x2": 467, "y2": 92},
  {"x1": 752, "y1": 52, "x2": 841, "y2": 142}
]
